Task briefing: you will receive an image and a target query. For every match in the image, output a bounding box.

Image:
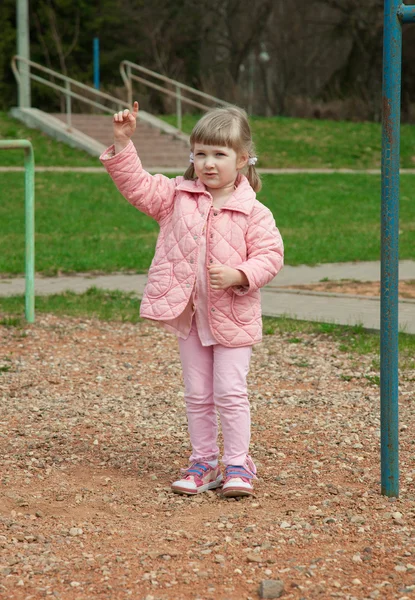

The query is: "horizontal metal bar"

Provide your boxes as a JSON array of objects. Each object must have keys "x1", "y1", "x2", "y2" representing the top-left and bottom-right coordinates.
[
  {"x1": 398, "y1": 4, "x2": 415, "y2": 22},
  {"x1": 12, "y1": 55, "x2": 125, "y2": 107},
  {"x1": 130, "y1": 74, "x2": 212, "y2": 111},
  {"x1": 29, "y1": 72, "x2": 122, "y2": 113},
  {"x1": 0, "y1": 139, "x2": 33, "y2": 150},
  {"x1": 120, "y1": 60, "x2": 229, "y2": 107}
]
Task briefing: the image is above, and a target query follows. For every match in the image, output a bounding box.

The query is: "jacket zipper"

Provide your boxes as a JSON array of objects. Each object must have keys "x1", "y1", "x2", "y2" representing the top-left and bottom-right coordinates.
[
  {"x1": 191, "y1": 194, "x2": 212, "y2": 312},
  {"x1": 205, "y1": 205, "x2": 215, "y2": 326}
]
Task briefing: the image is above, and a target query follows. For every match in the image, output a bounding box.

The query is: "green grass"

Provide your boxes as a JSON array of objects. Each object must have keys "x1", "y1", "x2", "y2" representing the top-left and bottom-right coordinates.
[
  {"x1": 2, "y1": 110, "x2": 415, "y2": 169},
  {"x1": 262, "y1": 316, "x2": 415, "y2": 371},
  {"x1": 0, "y1": 172, "x2": 160, "y2": 274},
  {"x1": 0, "y1": 289, "x2": 413, "y2": 369},
  {"x1": 0, "y1": 112, "x2": 99, "y2": 167},
  {"x1": 159, "y1": 114, "x2": 415, "y2": 169},
  {"x1": 1, "y1": 172, "x2": 414, "y2": 274},
  {"x1": 0, "y1": 315, "x2": 22, "y2": 328},
  {"x1": 0, "y1": 288, "x2": 142, "y2": 323},
  {"x1": 260, "y1": 173, "x2": 415, "y2": 265}
]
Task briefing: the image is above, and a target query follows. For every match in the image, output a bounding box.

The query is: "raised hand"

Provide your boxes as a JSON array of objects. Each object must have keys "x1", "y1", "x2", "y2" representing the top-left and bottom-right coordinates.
[{"x1": 113, "y1": 101, "x2": 139, "y2": 143}]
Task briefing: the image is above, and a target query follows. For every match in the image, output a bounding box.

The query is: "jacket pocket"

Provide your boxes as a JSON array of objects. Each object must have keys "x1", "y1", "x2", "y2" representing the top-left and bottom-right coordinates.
[
  {"x1": 146, "y1": 263, "x2": 174, "y2": 299},
  {"x1": 231, "y1": 292, "x2": 259, "y2": 325}
]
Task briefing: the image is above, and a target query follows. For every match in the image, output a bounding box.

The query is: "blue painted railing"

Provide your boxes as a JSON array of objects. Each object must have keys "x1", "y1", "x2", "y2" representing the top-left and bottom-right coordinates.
[{"x1": 380, "y1": 1, "x2": 415, "y2": 497}]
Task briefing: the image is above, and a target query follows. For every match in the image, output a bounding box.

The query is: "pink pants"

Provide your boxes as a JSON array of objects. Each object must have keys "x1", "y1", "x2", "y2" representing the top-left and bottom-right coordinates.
[{"x1": 178, "y1": 321, "x2": 253, "y2": 466}]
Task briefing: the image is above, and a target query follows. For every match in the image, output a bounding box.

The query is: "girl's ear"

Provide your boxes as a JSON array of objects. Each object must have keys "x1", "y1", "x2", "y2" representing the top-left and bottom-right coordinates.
[{"x1": 237, "y1": 152, "x2": 249, "y2": 170}]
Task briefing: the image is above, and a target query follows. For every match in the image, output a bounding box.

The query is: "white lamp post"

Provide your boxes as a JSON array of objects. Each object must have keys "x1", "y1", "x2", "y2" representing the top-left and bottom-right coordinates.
[
  {"x1": 17, "y1": 0, "x2": 31, "y2": 108},
  {"x1": 259, "y1": 43, "x2": 271, "y2": 116}
]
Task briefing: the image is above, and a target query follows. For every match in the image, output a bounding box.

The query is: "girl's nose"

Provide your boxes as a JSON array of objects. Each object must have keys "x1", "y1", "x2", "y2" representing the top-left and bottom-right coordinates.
[{"x1": 205, "y1": 156, "x2": 215, "y2": 168}]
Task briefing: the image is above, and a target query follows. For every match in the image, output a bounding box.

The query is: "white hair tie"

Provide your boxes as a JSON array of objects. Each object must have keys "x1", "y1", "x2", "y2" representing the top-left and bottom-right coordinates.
[{"x1": 189, "y1": 152, "x2": 194, "y2": 164}]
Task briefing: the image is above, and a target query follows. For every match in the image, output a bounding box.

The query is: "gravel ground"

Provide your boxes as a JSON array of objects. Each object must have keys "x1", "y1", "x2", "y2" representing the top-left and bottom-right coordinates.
[{"x1": 1, "y1": 314, "x2": 414, "y2": 600}]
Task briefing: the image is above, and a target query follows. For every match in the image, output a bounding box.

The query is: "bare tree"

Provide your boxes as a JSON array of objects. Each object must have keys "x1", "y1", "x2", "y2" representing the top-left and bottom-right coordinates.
[
  {"x1": 31, "y1": 0, "x2": 82, "y2": 111},
  {"x1": 313, "y1": 0, "x2": 384, "y2": 119},
  {"x1": 198, "y1": 0, "x2": 274, "y2": 104},
  {"x1": 262, "y1": 0, "x2": 329, "y2": 114},
  {"x1": 31, "y1": 0, "x2": 81, "y2": 77},
  {"x1": 22, "y1": 0, "x2": 414, "y2": 121}
]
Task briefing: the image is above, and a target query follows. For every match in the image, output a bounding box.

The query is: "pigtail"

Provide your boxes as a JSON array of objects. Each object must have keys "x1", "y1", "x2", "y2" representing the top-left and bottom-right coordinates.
[
  {"x1": 246, "y1": 163, "x2": 262, "y2": 193},
  {"x1": 184, "y1": 163, "x2": 196, "y2": 180}
]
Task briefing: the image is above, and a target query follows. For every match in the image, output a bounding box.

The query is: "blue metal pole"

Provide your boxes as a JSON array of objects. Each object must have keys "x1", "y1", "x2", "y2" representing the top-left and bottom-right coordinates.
[
  {"x1": 93, "y1": 37, "x2": 100, "y2": 90},
  {"x1": 380, "y1": 0, "x2": 402, "y2": 497},
  {"x1": 398, "y1": 4, "x2": 415, "y2": 23}
]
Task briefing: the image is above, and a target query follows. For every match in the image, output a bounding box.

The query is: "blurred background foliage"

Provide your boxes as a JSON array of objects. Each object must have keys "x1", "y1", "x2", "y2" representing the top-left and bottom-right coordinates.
[{"x1": 1, "y1": 0, "x2": 415, "y2": 121}]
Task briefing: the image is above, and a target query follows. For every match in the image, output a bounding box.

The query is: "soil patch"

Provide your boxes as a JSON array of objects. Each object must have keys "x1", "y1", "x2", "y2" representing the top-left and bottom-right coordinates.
[
  {"x1": 1, "y1": 315, "x2": 414, "y2": 599},
  {"x1": 282, "y1": 279, "x2": 415, "y2": 299}
]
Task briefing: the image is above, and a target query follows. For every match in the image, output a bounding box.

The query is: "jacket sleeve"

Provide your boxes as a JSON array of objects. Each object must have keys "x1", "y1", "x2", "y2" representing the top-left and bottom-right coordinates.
[
  {"x1": 100, "y1": 140, "x2": 177, "y2": 223},
  {"x1": 233, "y1": 205, "x2": 284, "y2": 295}
]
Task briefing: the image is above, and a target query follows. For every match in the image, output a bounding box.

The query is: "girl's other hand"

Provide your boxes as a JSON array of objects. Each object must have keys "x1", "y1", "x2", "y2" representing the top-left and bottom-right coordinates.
[
  {"x1": 113, "y1": 101, "x2": 139, "y2": 144},
  {"x1": 208, "y1": 265, "x2": 248, "y2": 290}
]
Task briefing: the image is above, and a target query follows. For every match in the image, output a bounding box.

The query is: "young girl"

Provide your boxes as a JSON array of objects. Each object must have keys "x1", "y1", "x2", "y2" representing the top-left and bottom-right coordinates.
[{"x1": 100, "y1": 101, "x2": 284, "y2": 497}]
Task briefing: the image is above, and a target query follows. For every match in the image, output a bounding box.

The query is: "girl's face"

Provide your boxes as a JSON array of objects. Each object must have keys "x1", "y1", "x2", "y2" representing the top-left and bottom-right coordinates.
[{"x1": 193, "y1": 143, "x2": 248, "y2": 191}]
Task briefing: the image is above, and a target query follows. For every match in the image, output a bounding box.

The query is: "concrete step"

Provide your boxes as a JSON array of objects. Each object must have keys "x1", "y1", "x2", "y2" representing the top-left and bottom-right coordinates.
[{"x1": 51, "y1": 114, "x2": 190, "y2": 169}]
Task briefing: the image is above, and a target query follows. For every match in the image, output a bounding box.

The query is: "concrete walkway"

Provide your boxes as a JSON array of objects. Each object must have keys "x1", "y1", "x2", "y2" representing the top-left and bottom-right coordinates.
[{"x1": 1, "y1": 260, "x2": 414, "y2": 333}]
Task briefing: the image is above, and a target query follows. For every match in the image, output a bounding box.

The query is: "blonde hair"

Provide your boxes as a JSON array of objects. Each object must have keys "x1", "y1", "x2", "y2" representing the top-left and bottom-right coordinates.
[{"x1": 184, "y1": 105, "x2": 261, "y2": 192}]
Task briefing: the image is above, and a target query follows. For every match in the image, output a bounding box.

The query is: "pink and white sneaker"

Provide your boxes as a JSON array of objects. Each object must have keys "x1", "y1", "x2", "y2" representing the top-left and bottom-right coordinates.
[
  {"x1": 171, "y1": 461, "x2": 223, "y2": 495},
  {"x1": 222, "y1": 456, "x2": 257, "y2": 497}
]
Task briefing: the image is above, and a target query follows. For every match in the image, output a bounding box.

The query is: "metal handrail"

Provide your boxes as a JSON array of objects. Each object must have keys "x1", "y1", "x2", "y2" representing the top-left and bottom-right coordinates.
[
  {"x1": 0, "y1": 140, "x2": 35, "y2": 323},
  {"x1": 12, "y1": 56, "x2": 227, "y2": 134},
  {"x1": 12, "y1": 55, "x2": 126, "y2": 130},
  {"x1": 120, "y1": 60, "x2": 229, "y2": 131}
]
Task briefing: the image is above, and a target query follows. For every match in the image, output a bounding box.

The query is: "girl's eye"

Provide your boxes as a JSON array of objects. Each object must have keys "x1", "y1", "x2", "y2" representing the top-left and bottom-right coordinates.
[{"x1": 216, "y1": 153, "x2": 226, "y2": 157}]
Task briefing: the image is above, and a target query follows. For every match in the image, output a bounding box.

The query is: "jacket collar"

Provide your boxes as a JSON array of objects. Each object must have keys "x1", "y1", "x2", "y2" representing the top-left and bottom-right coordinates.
[{"x1": 176, "y1": 174, "x2": 255, "y2": 216}]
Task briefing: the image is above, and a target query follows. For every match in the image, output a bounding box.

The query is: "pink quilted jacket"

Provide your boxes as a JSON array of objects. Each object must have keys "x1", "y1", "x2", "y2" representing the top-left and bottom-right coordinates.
[{"x1": 100, "y1": 141, "x2": 284, "y2": 347}]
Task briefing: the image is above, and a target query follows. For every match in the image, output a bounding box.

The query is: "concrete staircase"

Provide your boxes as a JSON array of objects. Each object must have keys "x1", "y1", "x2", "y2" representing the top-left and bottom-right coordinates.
[
  {"x1": 11, "y1": 57, "x2": 207, "y2": 170},
  {"x1": 51, "y1": 113, "x2": 190, "y2": 169}
]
